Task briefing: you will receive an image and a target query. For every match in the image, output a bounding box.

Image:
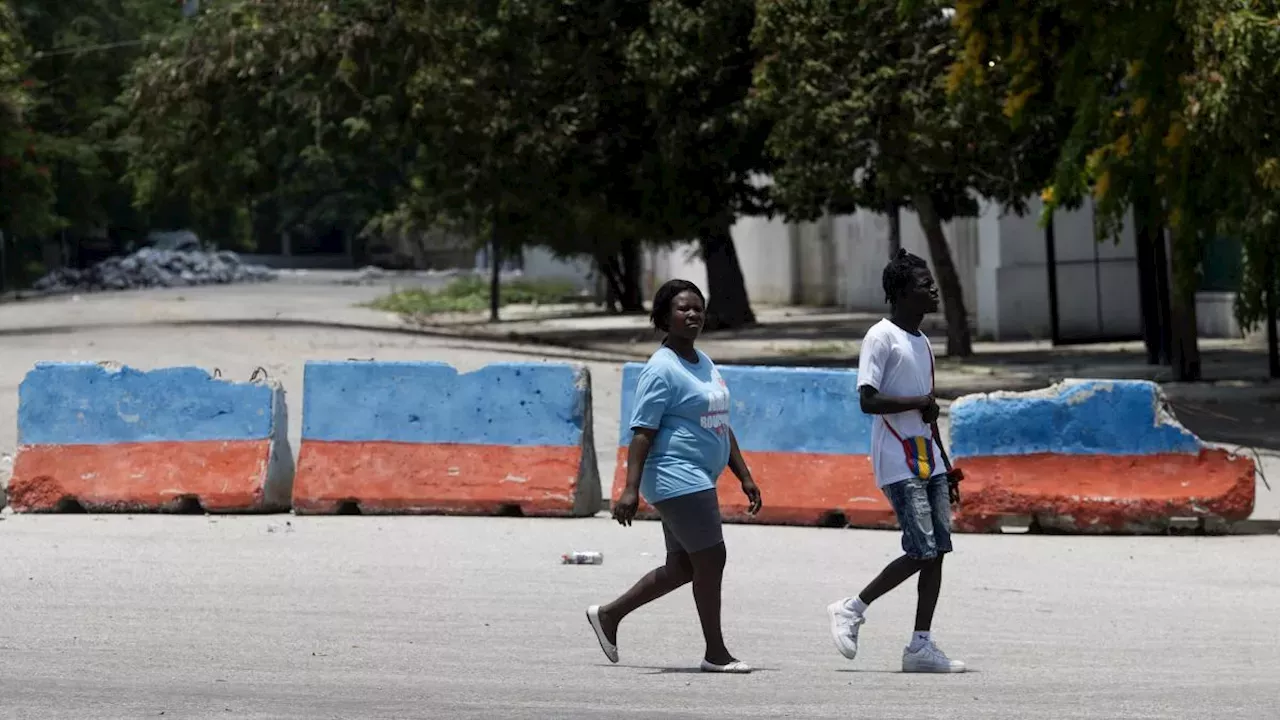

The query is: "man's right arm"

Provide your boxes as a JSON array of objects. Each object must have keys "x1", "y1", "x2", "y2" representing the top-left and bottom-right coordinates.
[{"x1": 859, "y1": 385, "x2": 933, "y2": 416}]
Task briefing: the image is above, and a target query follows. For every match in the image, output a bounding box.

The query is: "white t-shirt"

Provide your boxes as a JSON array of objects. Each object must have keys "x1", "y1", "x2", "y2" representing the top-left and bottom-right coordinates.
[{"x1": 856, "y1": 319, "x2": 945, "y2": 488}]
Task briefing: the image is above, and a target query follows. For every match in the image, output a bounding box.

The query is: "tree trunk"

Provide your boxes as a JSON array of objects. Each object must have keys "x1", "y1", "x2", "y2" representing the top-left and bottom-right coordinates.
[
  {"x1": 488, "y1": 223, "x2": 501, "y2": 323},
  {"x1": 1169, "y1": 283, "x2": 1201, "y2": 381},
  {"x1": 618, "y1": 237, "x2": 645, "y2": 313},
  {"x1": 1151, "y1": 219, "x2": 1174, "y2": 365},
  {"x1": 1167, "y1": 230, "x2": 1202, "y2": 381},
  {"x1": 1268, "y1": 249, "x2": 1279, "y2": 379},
  {"x1": 596, "y1": 252, "x2": 623, "y2": 314},
  {"x1": 1134, "y1": 209, "x2": 1163, "y2": 364},
  {"x1": 887, "y1": 201, "x2": 901, "y2": 258},
  {"x1": 913, "y1": 193, "x2": 973, "y2": 357},
  {"x1": 699, "y1": 217, "x2": 756, "y2": 331},
  {"x1": 0, "y1": 230, "x2": 7, "y2": 294}
]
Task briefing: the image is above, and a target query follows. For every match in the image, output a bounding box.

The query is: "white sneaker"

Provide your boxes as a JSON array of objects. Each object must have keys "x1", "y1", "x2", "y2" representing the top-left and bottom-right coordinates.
[
  {"x1": 826, "y1": 599, "x2": 866, "y2": 660},
  {"x1": 902, "y1": 640, "x2": 966, "y2": 673}
]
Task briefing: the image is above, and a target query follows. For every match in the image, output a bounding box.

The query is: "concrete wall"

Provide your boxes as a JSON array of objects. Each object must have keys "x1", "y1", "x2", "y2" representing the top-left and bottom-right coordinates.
[
  {"x1": 19, "y1": 363, "x2": 275, "y2": 445},
  {"x1": 634, "y1": 190, "x2": 1246, "y2": 341},
  {"x1": 12, "y1": 362, "x2": 291, "y2": 512},
  {"x1": 642, "y1": 204, "x2": 981, "y2": 322},
  {"x1": 638, "y1": 192, "x2": 1167, "y2": 341},
  {"x1": 518, "y1": 247, "x2": 596, "y2": 291},
  {"x1": 294, "y1": 361, "x2": 600, "y2": 516},
  {"x1": 975, "y1": 198, "x2": 1141, "y2": 342},
  {"x1": 612, "y1": 363, "x2": 898, "y2": 527},
  {"x1": 951, "y1": 380, "x2": 1201, "y2": 458},
  {"x1": 948, "y1": 379, "x2": 1256, "y2": 532},
  {"x1": 1197, "y1": 292, "x2": 1245, "y2": 339},
  {"x1": 301, "y1": 361, "x2": 589, "y2": 446}
]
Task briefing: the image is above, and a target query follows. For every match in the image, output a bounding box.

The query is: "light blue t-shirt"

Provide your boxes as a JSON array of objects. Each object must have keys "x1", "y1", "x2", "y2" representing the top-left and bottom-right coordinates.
[{"x1": 629, "y1": 346, "x2": 732, "y2": 504}]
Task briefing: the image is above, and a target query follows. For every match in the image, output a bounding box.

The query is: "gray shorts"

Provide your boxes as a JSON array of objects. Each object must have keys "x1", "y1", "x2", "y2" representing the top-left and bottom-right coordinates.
[{"x1": 654, "y1": 488, "x2": 724, "y2": 554}]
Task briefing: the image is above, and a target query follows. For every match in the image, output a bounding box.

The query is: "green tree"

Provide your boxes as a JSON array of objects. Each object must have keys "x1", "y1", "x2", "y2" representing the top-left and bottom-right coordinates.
[
  {"x1": 948, "y1": 0, "x2": 1242, "y2": 379},
  {"x1": 752, "y1": 0, "x2": 1055, "y2": 357},
  {"x1": 12, "y1": 0, "x2": 182, "y2": 255},
  {"x1": 122, "y1": 0, "x2": 769, "y2": 328},
  {"x1": 124, "y1": 0, "x2": 415, "y2": 252},
  {"x1": 1180, "y1": 1, "x2": 1280, "y2": 376},
  {"x1": 623, "y1": 0, "x2": 768, "y2": 330},
  {"x1": 0, "y1": 1, "x2": 55, "y2": 240}
]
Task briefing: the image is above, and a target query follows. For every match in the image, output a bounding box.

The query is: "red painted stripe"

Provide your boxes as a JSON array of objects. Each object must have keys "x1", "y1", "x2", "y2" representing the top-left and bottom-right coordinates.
[
  {"x1": 610, "y1": 447, "x2": 1256, "y2": 533},
  {"x1": 612, "y1": 447, "x2": 894, "y2": 527},
  {"x1": 294, "y1": 441, "x2": 588, "y2": 516},
  {"x1": 10, "y1": 441, "x2": 274, "y2": 512},
  {"x1": 953, "y1": 451, "x2": 1256, "y2": 532}
]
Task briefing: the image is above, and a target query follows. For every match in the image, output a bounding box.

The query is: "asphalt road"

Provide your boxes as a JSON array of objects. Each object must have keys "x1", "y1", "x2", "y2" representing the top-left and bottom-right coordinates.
[{"x1": 1, "y1": 515, "x2": 1276, "y2": 720}]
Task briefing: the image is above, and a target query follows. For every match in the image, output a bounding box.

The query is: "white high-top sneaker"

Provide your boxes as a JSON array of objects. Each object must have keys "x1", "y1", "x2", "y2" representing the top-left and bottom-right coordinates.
[
  {"x1": 902, "y1": 640, "x2": 966, "y2": 673},
  {"x1": 826, "y1": 599, "x2": 866, "y2": 660}
]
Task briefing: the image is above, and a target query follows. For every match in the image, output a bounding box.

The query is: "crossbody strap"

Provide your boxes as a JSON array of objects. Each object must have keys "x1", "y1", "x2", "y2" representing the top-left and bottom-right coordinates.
[{"x1": 881, "y1": 344, "x2": 934, "y2": 442}]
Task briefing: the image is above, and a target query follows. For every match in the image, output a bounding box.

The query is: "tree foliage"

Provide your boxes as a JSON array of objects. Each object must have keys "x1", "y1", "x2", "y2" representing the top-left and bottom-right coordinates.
[
  {"x1": 752, "y1": 0, "x2": 1057, "y2": 356},
  {"x1": 0, "y1": 1, "x2": 56, "y2": 240},
  {"x1": 10, "y1": 0, "x2": 181, "y2": 248},
  {"x1": 1179, "y1": 1, "x2": 1280, "y2": 335},
  {"x1": 121, "y1": 0, "x2": 766, "y2": 326},
  {"x1": 951, "y1": 0, "x2": 1280, "y2": 377},
  {"x1": 627, "y1": 0, "x2": 768, "y2": 329},
  {"x1": 124, "y1": 0, "x2": 416, "y2": 249}
]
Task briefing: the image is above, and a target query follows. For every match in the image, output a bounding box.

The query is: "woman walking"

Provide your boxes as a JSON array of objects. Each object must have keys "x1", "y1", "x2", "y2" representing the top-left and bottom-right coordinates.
[{"x1": 586, "y1": 279, "x2": 763, "y2": 673}]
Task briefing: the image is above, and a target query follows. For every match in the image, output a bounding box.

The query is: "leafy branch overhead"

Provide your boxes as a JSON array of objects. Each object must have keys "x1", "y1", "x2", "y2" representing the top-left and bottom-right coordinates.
[{"x1": 751, "y1": 0, "x2": 1058, "y2": 356}]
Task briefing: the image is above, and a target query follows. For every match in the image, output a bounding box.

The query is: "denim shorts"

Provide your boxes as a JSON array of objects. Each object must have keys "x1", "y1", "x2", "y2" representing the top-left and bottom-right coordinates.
[{"x1": 883, "y1": 474, "x2": 953, "y2": 560}]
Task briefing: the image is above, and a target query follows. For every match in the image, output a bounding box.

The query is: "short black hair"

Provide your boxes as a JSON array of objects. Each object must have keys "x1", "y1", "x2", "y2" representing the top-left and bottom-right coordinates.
[
  {"x1": 882, "y1": 248, "x2": 929, "y2": 304},
  {"x1": 650, "y1": 279, "x2": 705, "y2": 331}
]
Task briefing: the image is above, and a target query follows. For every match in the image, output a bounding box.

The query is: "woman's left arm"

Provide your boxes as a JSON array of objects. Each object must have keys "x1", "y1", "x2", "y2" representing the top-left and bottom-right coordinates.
[{"x1": 728, "y1": 428, "x2": 762, "y2": 515}]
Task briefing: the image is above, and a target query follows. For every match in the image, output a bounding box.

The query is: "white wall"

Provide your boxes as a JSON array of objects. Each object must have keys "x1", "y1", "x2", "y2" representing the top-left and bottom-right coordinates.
[
  {"x1": 643, "y1": 243, "x2": 707, "y2": 299},
  {"x1": 518, "y1": 246, "x2": 595, "y2": 291},
  {"x1": 976, "y1": 198, "x2": 1141, "y2": 341},
  {"x1": 639, "y1": 194, "x2": 1226, "y2": 341},
  {"x1": 831, "y1": 206, "x2": 978, "y2": 320},
  {"x1": 733, "y1": 214, "x2": 794, "y2": 304}
]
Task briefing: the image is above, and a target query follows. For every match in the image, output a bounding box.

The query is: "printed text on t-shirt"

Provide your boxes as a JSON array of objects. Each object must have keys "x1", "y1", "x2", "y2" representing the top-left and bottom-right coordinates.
[{"x1": 700, "y1": 379, "x2": 730, "y2": 434}]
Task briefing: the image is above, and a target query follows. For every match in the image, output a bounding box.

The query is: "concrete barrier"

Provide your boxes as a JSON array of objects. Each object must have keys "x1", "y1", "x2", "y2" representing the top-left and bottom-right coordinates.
[
  {"x1": 950, "y1": 379, "x2": 1256, "y2": 533},
  {"x1": 9, "y1": 362, "x2": 292, "y2": 513},
  {"x1": 611, "y1": 363, "x2": 894, "y2": 527},
  {"x1": 293, "y1": 361, "x2": 600, "y2": 516}
]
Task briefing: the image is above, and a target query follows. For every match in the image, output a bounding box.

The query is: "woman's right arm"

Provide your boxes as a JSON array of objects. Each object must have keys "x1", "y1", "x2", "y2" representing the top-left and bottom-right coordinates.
[
  {"x1": 613, "y1": 428, "x2": 656, "y2": 527},
  {"x1": 614, "y1": 365, "x2": 669, "y2": 527}
]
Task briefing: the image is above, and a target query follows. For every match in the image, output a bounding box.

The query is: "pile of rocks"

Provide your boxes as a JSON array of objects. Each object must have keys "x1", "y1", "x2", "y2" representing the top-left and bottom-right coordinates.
[{"x1": 33, "y1": 247, "x2": 278, "y2": 294}]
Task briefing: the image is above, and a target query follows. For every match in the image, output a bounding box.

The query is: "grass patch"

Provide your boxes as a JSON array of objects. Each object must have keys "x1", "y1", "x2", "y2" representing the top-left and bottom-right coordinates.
[
  {"x1": 367, "y1": 276, "x2": 581, "y2": 315},
  {"x1": 777, "y1": 341, "x2": 855, "y2": 357}
]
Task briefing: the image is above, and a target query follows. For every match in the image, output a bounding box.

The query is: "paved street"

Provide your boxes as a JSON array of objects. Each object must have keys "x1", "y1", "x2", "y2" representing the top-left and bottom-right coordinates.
[
  {"x1": 1, "y1": 515, "x2": 1277, "y2": 720},
  {"x1": 1, "y1": 280, "x2": 1278, "y2": 718}
]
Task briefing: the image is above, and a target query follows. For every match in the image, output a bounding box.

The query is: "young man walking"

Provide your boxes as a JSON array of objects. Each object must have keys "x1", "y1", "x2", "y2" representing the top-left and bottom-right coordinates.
[{"x1": 827, "y1": 249, "x2": 966, "y2": 673}]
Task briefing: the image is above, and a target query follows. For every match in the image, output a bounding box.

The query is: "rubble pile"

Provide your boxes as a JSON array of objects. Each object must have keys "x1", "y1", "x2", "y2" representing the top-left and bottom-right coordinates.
[{"x1": 33, "y1": 247, "x2": 278, "y2": 294}]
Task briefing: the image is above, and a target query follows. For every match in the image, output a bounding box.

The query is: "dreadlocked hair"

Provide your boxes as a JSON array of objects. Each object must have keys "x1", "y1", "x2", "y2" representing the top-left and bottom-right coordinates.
[
  {"x1": 650, "y1": 278, "x2": 705, "y2": 332},
  {"x1": 882, "y1": 248, "x2": 929, "y2": 304}
]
